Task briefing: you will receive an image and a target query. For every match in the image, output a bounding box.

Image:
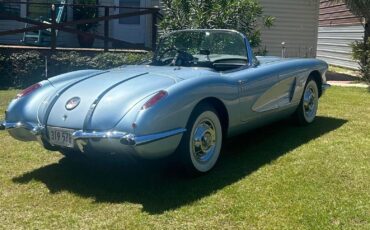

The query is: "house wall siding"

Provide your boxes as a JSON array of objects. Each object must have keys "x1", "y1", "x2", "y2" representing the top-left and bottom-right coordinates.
[
  {"x1": 319, "y1": 0, "x2": 362, "y2": 26},
  {"x1": 93, "y1": 0, "x2": 156, "y2": 48},
  {"x1": 259, "y1": 0, "x2": 320, "y2": 58},
  {"x1": 317, "y1": 0, "x2": 364, "y2": 69},
  {"x1": 0, "y1": 0, "x2": 26, "y2": 44},
  {"x1": 0, "y1": 21, "x2": 24, "y2": 45}
]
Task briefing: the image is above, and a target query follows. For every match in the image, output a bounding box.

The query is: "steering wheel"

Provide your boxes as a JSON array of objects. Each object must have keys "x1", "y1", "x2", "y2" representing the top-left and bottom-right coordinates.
[
  {"x1": 171, "y1": 49, "x2": 194, "y2": 66},
  {"x1": 158, "y1": 46, "x2": 179, "y2": 61},
  {"x1": 157, "y1": 46, "x2": 194, "y2": 66}
]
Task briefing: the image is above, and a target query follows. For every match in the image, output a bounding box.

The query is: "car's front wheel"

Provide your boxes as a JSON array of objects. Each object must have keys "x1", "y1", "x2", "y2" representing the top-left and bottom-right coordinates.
[
  {"x1": 294, "y1": 78, "x2": 319, "y2": 125},
  {"x1": 176, "y1": 104, "x2": 223, "y2": 175}
]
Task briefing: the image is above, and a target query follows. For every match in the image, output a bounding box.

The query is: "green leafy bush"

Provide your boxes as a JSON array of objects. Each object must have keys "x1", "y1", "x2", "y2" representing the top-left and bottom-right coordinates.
[
  {"x1": 0, "y1": 53, "x2": 12, "y2": 88},
  {"x1": 10, "y1": 51, "x2": 45, "y2": 88},
  {"x1": 0, "y1": 51, "x2": 152, "y2": 89},
  {"x1": 352, "y1": 39, "x2": 370, "y2": 83},
  {"x1": 160, "y1": 0, "x2": 274, "y2": 48},
  {"x1": 91, "y1": 52, "x2": 152, "y2": 69},
  {"x1": 49, "y1": 51, "x2": 93, "y2": 75}
]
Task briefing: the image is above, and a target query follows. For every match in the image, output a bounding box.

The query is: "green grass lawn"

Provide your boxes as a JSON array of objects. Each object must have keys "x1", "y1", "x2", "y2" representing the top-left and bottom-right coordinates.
[{"x1": 0, "y1": 87, "x2": 369, "y2": 229}]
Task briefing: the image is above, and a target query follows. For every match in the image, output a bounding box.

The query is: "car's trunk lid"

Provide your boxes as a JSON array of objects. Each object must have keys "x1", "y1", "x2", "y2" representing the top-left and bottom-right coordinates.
[{"x1": 45, "y1": 68, "x2": 177, "y2": 130}]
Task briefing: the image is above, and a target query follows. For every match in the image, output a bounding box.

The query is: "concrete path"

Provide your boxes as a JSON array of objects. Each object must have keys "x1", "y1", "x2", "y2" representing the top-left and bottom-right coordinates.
[
  {"x1": 327, "y1": 80, "x2": 368, "y2": 88},
  {"x1": 326, "y1": 71, "x2": 368, "y2": 88}
]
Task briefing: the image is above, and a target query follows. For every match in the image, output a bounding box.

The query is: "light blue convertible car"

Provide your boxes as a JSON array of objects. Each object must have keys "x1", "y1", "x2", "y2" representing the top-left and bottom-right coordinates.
[{"x1": 1, "y1": 29, "x2": 330, "y2": 174}]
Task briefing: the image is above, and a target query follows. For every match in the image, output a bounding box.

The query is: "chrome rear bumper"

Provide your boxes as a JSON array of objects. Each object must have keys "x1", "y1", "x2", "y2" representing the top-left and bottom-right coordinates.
[
  {"x1": 0, "y1": 121, "x2": 43, "y2": 134},
  {"x1": 0, "y1": 120, "x2": 185, "y2": 147},
  {"x1": 72, "y1": 128, "x2": 186, "y2": 146}
]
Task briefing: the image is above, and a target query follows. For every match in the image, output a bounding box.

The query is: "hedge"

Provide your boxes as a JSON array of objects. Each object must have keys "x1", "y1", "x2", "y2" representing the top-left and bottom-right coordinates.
[{"x1": 0, "y1": 51, "x2": 152, "y2": 89}]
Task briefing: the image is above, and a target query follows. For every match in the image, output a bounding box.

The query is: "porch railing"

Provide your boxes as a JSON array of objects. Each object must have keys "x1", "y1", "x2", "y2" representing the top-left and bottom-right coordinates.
[{"x1": 0, "y1": 1, "x2": 162, "y2": 51}]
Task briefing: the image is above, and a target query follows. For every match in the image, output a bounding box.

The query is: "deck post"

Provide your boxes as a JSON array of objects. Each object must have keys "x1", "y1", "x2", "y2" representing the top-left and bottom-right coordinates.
[
  {"x1": 50, "y1": 4, "x2": 56, "y2": 50},
  {"x1": 152, "y1": 10, "x2": 158, "y2": 51},
  {"x1": 104, "y1": 6, "x2": 109, "y2": 51}
]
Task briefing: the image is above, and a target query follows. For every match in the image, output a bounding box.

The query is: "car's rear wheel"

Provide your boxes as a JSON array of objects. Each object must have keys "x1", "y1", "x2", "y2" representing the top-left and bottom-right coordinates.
[
  {"x1": 294, "y1": 78, "x2": 319, "y2": 125},
  {"x1": 176, "y1": 104, "x2": 223, "y2": 175}
]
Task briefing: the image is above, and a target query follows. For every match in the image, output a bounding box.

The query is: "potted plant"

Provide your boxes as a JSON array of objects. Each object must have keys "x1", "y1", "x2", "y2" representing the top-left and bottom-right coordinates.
[{"x1": 73, "y1": 0, "x2": 99, "y2": 48}]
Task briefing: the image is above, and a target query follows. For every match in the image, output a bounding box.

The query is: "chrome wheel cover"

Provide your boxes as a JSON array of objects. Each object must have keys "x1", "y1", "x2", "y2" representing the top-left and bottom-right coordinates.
[
  {"x1": 303, "y1": 81, "x2": 318, "y2": 123},
  {"x1": 189, "y1": 111, "x2": 222, "y2": 172},
  {"x1": 192, "y1": 118, "x2": 217, "y2": 163}
]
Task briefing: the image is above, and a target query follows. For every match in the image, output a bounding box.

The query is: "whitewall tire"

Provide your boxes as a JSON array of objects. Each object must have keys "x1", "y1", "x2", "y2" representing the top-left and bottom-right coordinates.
[
  {"x1": 295, "y1": 78, "x2": 319, "y2": 125},
  {"x1": 177, "y1": 104, "x2": 223, "y2": 175}
]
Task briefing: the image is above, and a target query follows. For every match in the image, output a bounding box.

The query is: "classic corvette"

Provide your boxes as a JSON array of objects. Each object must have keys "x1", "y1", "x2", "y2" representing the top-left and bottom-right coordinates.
[{"x1": 1, "y1": 29, "x2": 330, "y2": 174}]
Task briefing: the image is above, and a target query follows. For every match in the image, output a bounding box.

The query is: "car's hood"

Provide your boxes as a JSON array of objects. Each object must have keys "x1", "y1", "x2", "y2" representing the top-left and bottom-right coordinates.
[
  {"x1": 44, "y1": 65, "x2": 220, "y2": 130},
  {"x1": 256, "y1": 56, "x2": 284, "y2": 65}
]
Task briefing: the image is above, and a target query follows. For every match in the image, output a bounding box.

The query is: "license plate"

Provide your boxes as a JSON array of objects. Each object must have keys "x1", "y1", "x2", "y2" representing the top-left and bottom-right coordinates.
[{"x1": 48, "y1": 127, "x2": 74, "y2": 148}]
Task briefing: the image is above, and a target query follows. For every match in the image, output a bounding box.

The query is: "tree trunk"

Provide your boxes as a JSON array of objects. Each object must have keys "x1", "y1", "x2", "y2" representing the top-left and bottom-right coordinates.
[
  {"x1": 364, "y1": 21, "x2": 369, "y2": 45},
  {"x1": 364, "y1": 21, "x2": 369, "y2": 65},
  {"x1": 362, "y1": 20, "x2": 369, "y2": 83}
]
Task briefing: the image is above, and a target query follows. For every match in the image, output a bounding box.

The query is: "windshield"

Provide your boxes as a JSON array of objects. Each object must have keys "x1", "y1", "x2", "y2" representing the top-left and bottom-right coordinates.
[{"x1": 152, "y1": 30, "x2": 249, "y2": 71}]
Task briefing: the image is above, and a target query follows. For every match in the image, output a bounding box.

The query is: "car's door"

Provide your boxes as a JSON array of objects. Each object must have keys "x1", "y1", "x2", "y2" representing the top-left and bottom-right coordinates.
[
  {"x1": 232, "y1": 67, "x2": 280, "y2": 122},
  {"x1": 234, "y1": 65, "x2": 306, "y2": 122}
]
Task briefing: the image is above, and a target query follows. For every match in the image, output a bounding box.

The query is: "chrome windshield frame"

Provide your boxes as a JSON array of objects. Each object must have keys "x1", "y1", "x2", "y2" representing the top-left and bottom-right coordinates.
[{"x1": 153, "y1": 29, "x2": 253, "y2": 67}]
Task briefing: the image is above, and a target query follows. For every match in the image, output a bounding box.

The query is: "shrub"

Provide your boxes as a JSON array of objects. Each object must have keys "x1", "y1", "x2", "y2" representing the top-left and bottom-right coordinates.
[
  {"x1": 9, "y1": 51, "x2": 45, "y2": 88},
  {"x1": 160, "y1": 0, "x2": 274, "y2": 48},
  {"x1": 0, "y1": 53, "x2": 12, "y2": 89},
  {"x1": 352, "y1": 38, "x2": 370, "y2": 83},
  {"x1": 0, "y1": 51, "x2": 152, "y2": 89},
  {"x1": 91, "y1": 52, "x2": 152, "y2": 69},
  {"x1": 49, "y1": 51, "x2": 93, "y2": 75}
]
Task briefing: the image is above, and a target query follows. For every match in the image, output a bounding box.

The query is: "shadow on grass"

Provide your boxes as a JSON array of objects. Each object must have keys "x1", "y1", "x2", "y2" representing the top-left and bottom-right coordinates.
[
  {"x1": 326, "y1": 71, "x2": 359, "y2": 81},
  {"x1": 13, "y1": 116, "x2": 347, "y2": 214}
]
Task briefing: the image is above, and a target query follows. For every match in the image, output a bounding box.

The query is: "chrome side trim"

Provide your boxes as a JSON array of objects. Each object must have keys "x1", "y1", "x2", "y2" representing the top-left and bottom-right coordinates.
[
  {"x1": 0, "y1": 121, "x2": 44, "y2": 135},
  {"x1": 72, "y1": 128, "x2": 186, "y2": 146},
  {"x1": 134, "y1": 128, "x2": 186, "y2": 146}
]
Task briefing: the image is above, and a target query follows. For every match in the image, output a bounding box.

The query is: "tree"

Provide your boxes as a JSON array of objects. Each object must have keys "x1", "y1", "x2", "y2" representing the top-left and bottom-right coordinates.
[
  {"x1": 331, "y1": 0, "x2": 370, "y2": 82},
  {"x1": 159, "y1": 0, "x2": 274, "y2": 49}
]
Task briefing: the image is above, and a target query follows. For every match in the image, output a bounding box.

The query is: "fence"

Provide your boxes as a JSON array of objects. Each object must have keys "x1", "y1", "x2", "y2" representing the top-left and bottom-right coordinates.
[{"x1": 0, "y1": 1, "x2": 162, "y2": 51}]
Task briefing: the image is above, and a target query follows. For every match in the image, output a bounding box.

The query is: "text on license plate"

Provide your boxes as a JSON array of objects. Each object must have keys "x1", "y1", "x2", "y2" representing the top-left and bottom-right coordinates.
[{"x1": 48, "y1": 127, "x2": 74, "y2": 148}]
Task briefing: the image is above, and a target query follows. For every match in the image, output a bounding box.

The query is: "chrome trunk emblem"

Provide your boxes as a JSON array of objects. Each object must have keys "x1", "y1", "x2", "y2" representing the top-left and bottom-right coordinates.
[{"x1": 65, "y1": 97, "x2": 81, "y2": 110}]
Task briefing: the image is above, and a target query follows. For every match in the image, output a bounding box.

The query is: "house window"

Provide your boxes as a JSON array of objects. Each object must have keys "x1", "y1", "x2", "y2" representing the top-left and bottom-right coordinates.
[
  {"x1": 119, "y1": 0, "x2": 141, "y2": 25},
  {"x1": 27, "y1": 0, "x2": 59, "y2": 18},
  {"x1": 0, "y1": 0, "x2": 21, "y2": 15}
]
